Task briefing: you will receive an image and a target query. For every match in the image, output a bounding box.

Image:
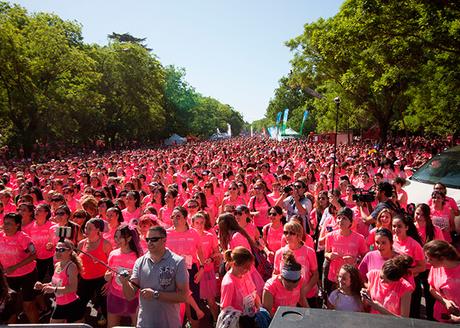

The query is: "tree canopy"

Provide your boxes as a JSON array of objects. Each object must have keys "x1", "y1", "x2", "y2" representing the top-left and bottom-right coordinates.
[
  {"x1": 263, "y1": 0, "x2": 460, "y2": 140},
  {"x1": 0, "y1": 2, "x2": 245, "y2": 157}
]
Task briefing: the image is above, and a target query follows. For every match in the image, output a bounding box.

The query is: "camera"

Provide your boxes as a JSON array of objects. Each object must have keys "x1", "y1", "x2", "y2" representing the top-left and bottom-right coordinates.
[
  {"x1": 283, "y1": 185, "x2": 293, "y2": 193},
  {"x1": 352, "y1": 188, "x2": 375, "y2": 203}
]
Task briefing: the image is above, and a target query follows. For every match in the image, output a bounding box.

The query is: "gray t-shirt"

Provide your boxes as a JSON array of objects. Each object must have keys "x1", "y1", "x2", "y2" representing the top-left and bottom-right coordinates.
[
  {"x1": 131, "y1": 248, "x2": 188, "y2": 328},
  {"x1": 284, "y1": 195, "x2": 313, "y2": 232}
]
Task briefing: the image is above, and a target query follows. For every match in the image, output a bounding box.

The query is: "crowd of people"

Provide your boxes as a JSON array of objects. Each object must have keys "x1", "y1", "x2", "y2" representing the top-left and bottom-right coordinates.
[{"x1": 0, "y1": 135, "x2": 459, "y2": 328}]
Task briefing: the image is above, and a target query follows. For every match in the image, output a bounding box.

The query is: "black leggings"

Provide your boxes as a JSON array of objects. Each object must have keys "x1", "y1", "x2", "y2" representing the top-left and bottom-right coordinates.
[
  {"x1": 410, "y1": 270, "x2": 435, "y2": 320},
  {"x1": 187, "y1": 264, "x2": 201, "y2": 320},
  {"x1": 77, "y1": 276, "x2": 107, "y2": 318},
  {"x1": 36, "y1": 257, "x2": 54, "y2": 283}
]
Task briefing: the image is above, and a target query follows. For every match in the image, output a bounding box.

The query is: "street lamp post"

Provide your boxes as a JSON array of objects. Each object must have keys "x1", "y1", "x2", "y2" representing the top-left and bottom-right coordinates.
[{"x1": 331, "y1": 97, "x2": 340, "y2": 191}]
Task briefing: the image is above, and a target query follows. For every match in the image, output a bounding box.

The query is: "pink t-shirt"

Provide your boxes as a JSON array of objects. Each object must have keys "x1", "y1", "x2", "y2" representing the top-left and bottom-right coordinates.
[
  {"x1": 166, "y1": 228, "x2": 202, "y2": 269},
  {"x1": 159, "y1": 206, "x2": 173, "y2": 228},
  {"x1": 229, "y1": 232, "x2": 251, "y2": 251},
  {"x1": 367, "y1": 269, "x2": 414, "y2": 316},
  {"x1": 122, "y1": 207, "x2": 142, "y2": 223},
  {"x1": 430, "y1": 206, "x2": 452, "y2": 242},
  {"x1": 199, "y1": 230, "x2": 218, "y2": 271},
  {"x1": 264, "y1": 275, "x2": 303, "y2": 314},
  {"x1": 248, "y1": 196, "x2": 273, "y2": 228},
  {"x1": 243, "y1": 223, "x2": 258, "y2": 242},
  {"x1": 325, "y1": 230, "x2": 367, "y2": 282},
  {"x1": 263, "y1": 223, "x2": 284, "y2": 253},
  {"x1": 107, "y1": 249, "x2": 139, "y2": 298},
  {"x1": 428, "y1": 263, "x2": 460, "y2": 322},
  {"x1": 0, "y1": 231, "x2": 36, "y2": 277},
  {"x1": 358, "y1": 250, "x2": 394, "y2": 280},
  {"x1": 415, "y1": 223, "x2": 445, "y2": 245},
  {"x1": 221, "y1": 271, "x2": 257, "y2": 316},
  {"x1": 393, "y1": 236, "x2": 424, "y2": 263},
  {"x1": 274, "y1": 244, "x2": 318, "y2": 297},
  {"x1": 23, "y1": 220, "x2": 55, "y2": 260}
]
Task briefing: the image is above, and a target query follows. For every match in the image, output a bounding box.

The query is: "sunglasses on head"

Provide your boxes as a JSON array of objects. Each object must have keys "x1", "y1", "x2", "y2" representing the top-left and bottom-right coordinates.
[{"x1": 145, "y1": 236, "x2": 164, "y2": 243}]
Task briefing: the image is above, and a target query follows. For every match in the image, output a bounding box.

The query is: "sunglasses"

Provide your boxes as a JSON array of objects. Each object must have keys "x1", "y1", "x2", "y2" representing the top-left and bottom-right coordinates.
[
  {"x1": 283, "y1": 231, "x2": 297, "y2": 236},
  {"x1": 55, "y1": 212, "x2": 66, "y2": 216},
  {"x1": 55, "y1": 247, "x2": 70, "y2": 253},
  {"x1": 229, "y1": 187, "x2": 237, "y2": 190},
  {"x1": 145, "y1": 236, "x2": 164, "y2": 243},
  {"x1": 268, "y1": 212, "x2": 277, "y2": 216},
  {"x1": 188, "y1": 205, "x2": 198, "y2": 209},
  {"x1": 254, "y1": 187, "x2": 262, "y2": 190},
  {"x1": 294, "y1": 185, "x2": 303, "y2": 189}
]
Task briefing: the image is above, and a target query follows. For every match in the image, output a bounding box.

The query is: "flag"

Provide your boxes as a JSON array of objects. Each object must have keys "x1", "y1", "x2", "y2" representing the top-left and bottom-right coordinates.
[
  {"x1": 281, "y1": 108, "x2": 289, "y2": 135},
  {"x1": 250, "y1": 125, "x2": 253, "y2": 137},
  {"x1": 300, "y1": 110, "x2": 309, "y2": 134},
  {"x1": 227, "y1": 123, "x2": 232, "y2": 137},
  {"x1": 275, "y1": 112, "x2": 282, "y2": 126}
]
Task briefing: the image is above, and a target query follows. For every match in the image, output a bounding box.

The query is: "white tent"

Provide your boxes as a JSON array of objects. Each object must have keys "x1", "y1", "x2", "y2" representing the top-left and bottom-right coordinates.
[{"x1": 164, "y1": 134, "x2": 187, "y2": 146}]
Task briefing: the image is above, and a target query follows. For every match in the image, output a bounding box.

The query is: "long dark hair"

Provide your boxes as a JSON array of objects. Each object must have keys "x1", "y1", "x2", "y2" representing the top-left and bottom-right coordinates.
[
  {"x1": 117, "y1": 224, "x2": 142, "y2": 258},
  {"x1": 416, "y1": 203, "x2": 435, "y2": 243},
  {"x1": 218, "y1": 213, "x2": 257, "y2": 251}
]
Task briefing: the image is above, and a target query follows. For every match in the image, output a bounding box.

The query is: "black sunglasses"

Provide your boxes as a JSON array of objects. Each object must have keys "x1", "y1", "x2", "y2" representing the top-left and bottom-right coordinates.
[
  {"x1": 283, "y1": 231, "x2": 297, "y2": 236},
  {"x1": 145, "y1": 236, "x2": 164, "y2": 243},
  {"x1": 55, "y1": 247, "x2": 70, "y2": 253}
]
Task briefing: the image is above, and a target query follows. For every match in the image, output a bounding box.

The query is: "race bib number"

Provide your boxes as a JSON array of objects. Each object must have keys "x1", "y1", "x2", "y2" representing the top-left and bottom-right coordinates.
[
  {"x1": 243, "y1": 292, "x2": 256, "y2": 316},
  {"x1": 184, "y1": 255, "x2": 193, "y2": 270}
]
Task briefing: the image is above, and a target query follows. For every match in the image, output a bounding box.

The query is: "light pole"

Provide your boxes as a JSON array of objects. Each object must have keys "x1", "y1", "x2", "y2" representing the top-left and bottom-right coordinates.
[{"x1": 331, "y1": 97, "x2": 340, "y2": 191}]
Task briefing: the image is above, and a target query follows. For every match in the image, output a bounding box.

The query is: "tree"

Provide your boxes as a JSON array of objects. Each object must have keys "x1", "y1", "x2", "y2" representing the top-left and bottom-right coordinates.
[
  {"x1": 284, "y1": 0, "x2": 459, "y2": 141},
  {"x1": 0, "y1": 3, "x2": 102, "y2": 155}
]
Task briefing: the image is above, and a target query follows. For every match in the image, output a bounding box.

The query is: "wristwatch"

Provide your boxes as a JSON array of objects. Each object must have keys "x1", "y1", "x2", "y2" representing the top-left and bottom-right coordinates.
[{"x1": 153, "y1": 290, "x2": 160, "y2": 299}]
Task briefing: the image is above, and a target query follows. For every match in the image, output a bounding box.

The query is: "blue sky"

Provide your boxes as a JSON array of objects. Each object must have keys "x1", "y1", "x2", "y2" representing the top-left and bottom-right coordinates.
[{"x1": 11, "y1": 0, "x2": 343, "y2": 123}]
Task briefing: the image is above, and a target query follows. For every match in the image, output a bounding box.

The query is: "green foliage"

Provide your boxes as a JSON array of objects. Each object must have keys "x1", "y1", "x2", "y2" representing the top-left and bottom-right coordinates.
[
  {"x1": 266, "y1": 0, "x2": 459, "y2": 140},
  {"x1": 0, "y1": 2, "x2": 245, "y2": 155}
]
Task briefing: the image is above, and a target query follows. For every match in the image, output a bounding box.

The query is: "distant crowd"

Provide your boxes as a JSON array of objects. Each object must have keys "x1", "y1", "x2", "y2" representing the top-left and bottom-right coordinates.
[{"x1": 0, "y1": 135, "x2": 459, "y2": 327}]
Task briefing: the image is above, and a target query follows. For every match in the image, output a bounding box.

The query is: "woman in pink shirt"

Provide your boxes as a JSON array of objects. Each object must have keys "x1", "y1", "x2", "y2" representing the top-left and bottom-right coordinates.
[
  {"x1": 248, "y1": 180, "x2": 273, "y2": 230},
  {"x1": 415, "y1": 204, "x2": 444, "y2": 245},
  {"x1": 191, "y1": 212, "x2": 220, "y2": 321},
  {"x1": 262, "y1": 206, "x2": 285, "y2": 263},
  {"x1": 34, "y1": 239, "x2": 85, "y2": 323},
  {"x1": 105, "y1": 224, "x2": 142, "y2": 327},
  {"x1": 234, "y1": 205, "x2": 261, "y2": 245},
  {"x1": 325, "y1": 207, "x2": 367, "y2": 295},
  {"x1": 424, "y1": 240, "x2": 460, "y2": 323},
  {"x1": 359, "y1": 228, "x2": 398, "y2": 281},
  {"x1": 159, "y1": 188, "x2": 178, "y2": 228},
  {"x1": 274, "y1": 221, "x2": 319, "y2": 308},
  {"x1": 430, "y1": 191, "x2": 455, "y2": 243},
  {"x1": 218, "y1": 213, "x2": 265, "y2": 296},
  {"x1": 263, "y1": 250, "x2": 305, "y2": 317},
  {"x1": 392, "y1": 214, "x2": 426, "y2": 318},
  {"x1": 221, "y1": 246, "x2": 260, "y2": 321},
  {"x1": 0, "y1": 213, "x2": 39, "y2": 323},
  {"x1": 166, "y1": 206, "x2": 205, "y2": 326},
  {"x1": 220, "y1": 182, "x2": 246, "y2": 214},
  {"x1": 27, "y1": 203, "x2": 55, "y2": 315},
  {"x1": 122, "y1": 191, "x2": 142, "y2": 223},
  {"x1": 104, "y1": 207, "x2": 124, "y2": 246},
  {"x1": 367, "y1": 208, "x2": 393, "y2": 249},
  {"x1": 362, "y1": 254, "x2": 414, "y2": 317}
]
